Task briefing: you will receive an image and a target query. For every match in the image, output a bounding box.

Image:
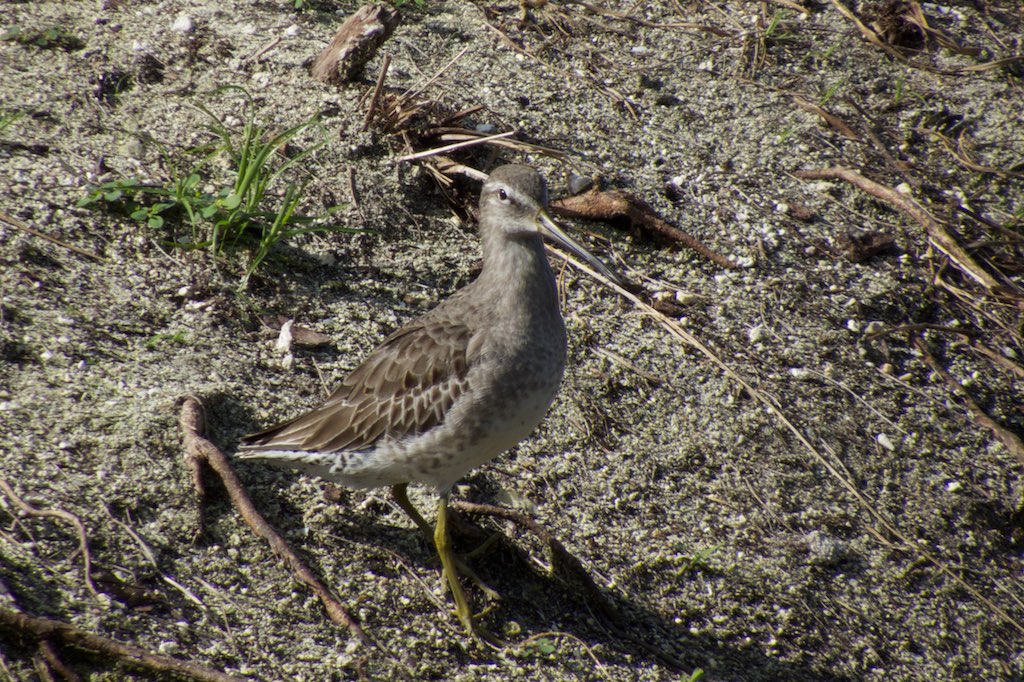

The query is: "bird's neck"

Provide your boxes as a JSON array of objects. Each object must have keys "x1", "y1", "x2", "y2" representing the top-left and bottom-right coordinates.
[
  {"x1": 478, "y1": 231, "x2": 557, "y2": 306},
  {"x1": 474, "y1": 227, "x2": 566, "y2": 356}
]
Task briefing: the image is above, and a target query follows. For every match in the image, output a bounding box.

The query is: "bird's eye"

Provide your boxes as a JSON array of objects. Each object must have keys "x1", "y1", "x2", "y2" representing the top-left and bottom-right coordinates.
[{"x1": 498, "y1": 189, "x2": 509, "y2": 202}]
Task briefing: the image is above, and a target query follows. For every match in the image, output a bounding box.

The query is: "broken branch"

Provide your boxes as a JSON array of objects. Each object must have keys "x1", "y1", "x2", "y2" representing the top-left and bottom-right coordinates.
[
  {"x1": 178, "y1": 396, "x2": 375, "y2": 649},
  {"x1": 0, "y1": 607, "x2": 239, "y2": 682},
  {"x1": 551, "y1": 188, "x2": 738, "y2": 270}
]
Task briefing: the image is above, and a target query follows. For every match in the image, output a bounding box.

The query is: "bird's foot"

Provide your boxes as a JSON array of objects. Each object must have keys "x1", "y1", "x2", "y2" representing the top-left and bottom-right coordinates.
[
  {"x1": 445, "y1": 593, "x2": 503, "y2": 648},
  {"x1": 450, "y1": 556, "x2": 500, "y2": 601},
  {"x1": 434, "y1": 494, "x2": 507, "y2": 647}
]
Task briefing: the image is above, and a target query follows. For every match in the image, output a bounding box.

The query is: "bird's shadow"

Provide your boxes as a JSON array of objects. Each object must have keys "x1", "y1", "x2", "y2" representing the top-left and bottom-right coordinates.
[
  {"x1": 209, "y1": 395, "x2": 843, "y2": 680},
  {"x1": 312, "y1": 479, "x2": 849, "y2": 681}
]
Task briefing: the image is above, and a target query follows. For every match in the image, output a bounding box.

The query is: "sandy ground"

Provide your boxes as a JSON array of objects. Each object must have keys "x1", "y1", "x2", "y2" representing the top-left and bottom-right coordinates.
[{"x1": 1, "y1": 1, "x2": 1023, "y2": 680}]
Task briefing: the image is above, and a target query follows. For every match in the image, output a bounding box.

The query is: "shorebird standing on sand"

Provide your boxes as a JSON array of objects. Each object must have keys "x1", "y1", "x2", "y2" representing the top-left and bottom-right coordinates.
[{"x1": 238, "y1": 164, "x2": 620, "y2": 640}]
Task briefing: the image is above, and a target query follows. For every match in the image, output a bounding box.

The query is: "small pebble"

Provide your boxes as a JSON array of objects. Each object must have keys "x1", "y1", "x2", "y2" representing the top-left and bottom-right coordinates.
[
  {"x1": 805, "y1": 530, "x2": 847, "y2": 567},
  {"x1": 171, "y1": 14, "x2": 194, "y2": 34},
  {"x1": 158, "y1": 641, "x2": 181, "y2": 655},
  {"x1": 675, "y1": 291, "x2": 701, "y2": 305},
  {"x1": 864, "y1": 321, "x2": 884, "y2": 335},
  {"x1": 568, "y1": 174, "x2": 593, "y2": 195},
  {"x1": 275, "y1": 320, "x2": 294, "y2": 354},
  {"x1": 789, "y1": 367, "x2": 813, "y2": 381}
]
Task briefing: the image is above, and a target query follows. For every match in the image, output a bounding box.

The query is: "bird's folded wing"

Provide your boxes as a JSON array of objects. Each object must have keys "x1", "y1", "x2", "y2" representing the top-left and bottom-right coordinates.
[{"x1": 240, "y1": 322, "x2": 472, "y2": 453}]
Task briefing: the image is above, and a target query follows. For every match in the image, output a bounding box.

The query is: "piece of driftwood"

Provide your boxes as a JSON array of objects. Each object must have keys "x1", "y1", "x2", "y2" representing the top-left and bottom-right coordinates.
[
  {"x1": 551, "y1": 189, "x2": 739, "y2": 269},
  {"x1": 310, "y1": 5, "x2": 400, "y2": 84}
]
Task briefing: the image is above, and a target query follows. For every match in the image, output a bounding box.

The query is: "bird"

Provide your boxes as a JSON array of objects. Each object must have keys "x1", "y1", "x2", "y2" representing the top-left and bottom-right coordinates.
[{"x1": 237, "y1": 164, "x2": 620, "y2": 640}]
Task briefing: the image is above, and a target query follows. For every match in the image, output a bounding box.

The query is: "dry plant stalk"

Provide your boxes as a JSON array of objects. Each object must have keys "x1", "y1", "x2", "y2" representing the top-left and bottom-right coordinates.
[
  {"x1": 357, "y1": 30, "x2": 727, "y2": 272},
  {"x1": 914, "y1": 337, "x2": 1024, "y2": 466},
  {"x1": 791, "y1": 95, "x2": 862, "y2": 141},
  {"x1": 0, "y1": 482, "x2": 242, "y2": 679},
  {"x1": 792, "y1": 166, "x2": 1018, "y2": 300},
  {"x1": 361, "y1": 49, "x2": 566, "y2": 197},
  {"x1": 310, "y1": 4, "x2": 400, "y2": 84},
  {"x1": 551, "y1": 247, "x2": 1024, "y2": 641},
  {"x1": 0, "y1": 480, "x2": 101, "y2": 600},
  {"x1": 0, "y1": 210, "x2": 105, "y2": 262},
  {"x1": 830, "y1": 0, "x2": 1021, "y2": 74},
  {"x1": 921, "y1": 127, "x2": 1024, "y2": 178}
]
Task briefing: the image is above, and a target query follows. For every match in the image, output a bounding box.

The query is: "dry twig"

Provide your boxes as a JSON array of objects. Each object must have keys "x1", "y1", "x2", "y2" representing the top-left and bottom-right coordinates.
[
  {"x1": 550, "y1": 247, "x2": 1024, "y2": 640},
  {"x1": 36, "y1": 639, "x2": 81, "y2": 682},
  {"x1": 0, "y1": 607, "x2": 240, "y2": 682},
  {"x1": 395, "y1": 131, "x2": 516, "y2": 163},
  {"x1": 829, "y1": 0, "x2": 1023, "y2": 74},
  {"x1": 792, "y1": 167, "x2": 1017, "y2": 299},
  {"x1": 914, "y1": 337, "x2": 1024, "y2": 466},
  {"x1": 842, "y1": 97, "x2": 919, "y2": 188},
  {"x1": 0, "y1": 211, "x2": 105, "y2": 263},
  {"x1": 791, "y1": 95, "x2": 861, "y2": 141},
  {"x1": 552, "y1": 188, "x2": 738, "y2": 270},
  {"x1": 563, "y1": 0, "x2": 732, "y2": 33},
  {"x1": 921, "y1": 127, "x2": 1024, "y2": 178},
  {"x1": 0, "y1": 480, "x2": 101, "y2": 601},
  {"x1": 969, "y1": 343, "x2": 1024, "y2": 380},
  {"x1": 178, "y1": 396, "x2": 376, "y2": 649},
  {"x1": 361, "y1": 53, "x2": 392, "y2": 131}
]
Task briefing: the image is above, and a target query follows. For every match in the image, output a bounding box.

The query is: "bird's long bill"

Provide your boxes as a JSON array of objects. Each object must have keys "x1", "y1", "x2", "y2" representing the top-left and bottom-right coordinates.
[{"x1": 537, "y1": 211, "x2": 623, "y2": 285}]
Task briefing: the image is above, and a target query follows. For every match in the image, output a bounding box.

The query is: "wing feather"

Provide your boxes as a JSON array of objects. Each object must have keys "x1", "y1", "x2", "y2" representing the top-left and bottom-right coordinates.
[{"x1": 240, "y1": 321, "x2": 472, "y2": 454}]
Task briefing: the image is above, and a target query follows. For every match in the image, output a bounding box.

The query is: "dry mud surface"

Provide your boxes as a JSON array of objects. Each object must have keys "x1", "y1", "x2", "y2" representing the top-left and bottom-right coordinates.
[{"x1": 1, "y1": 1, "x2": 1023, "y2": 680}]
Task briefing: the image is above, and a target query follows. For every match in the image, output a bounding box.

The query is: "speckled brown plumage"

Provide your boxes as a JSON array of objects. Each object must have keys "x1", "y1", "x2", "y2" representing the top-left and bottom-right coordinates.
[
  {"x1": 236, "y1": 164, "x2": 619, "y2": 639},
  {"x1": 238, "y1": 164, "x2": 619, "y2": 492}
]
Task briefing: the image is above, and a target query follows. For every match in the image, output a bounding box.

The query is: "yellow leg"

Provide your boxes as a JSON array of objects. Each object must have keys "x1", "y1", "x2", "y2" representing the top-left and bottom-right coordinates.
[
  {"x1": 395, "y1": 486, "x2": 502, "y2": 643},
  {"x1": 434, "y1": 493, "x2": 475, "y2": 635},
  {"x1": 391, "y1": 483, "x2": 433, "y2": 537}
]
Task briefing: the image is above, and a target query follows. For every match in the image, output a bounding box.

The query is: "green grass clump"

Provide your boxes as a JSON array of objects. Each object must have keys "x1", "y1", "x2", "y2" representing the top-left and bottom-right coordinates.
[
  {"x1": 79, "y1": 89, "x2": 355, "y2": 285},
  {"x1": 1, "y1": 25, "x2": 85, "y2": 51}
]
